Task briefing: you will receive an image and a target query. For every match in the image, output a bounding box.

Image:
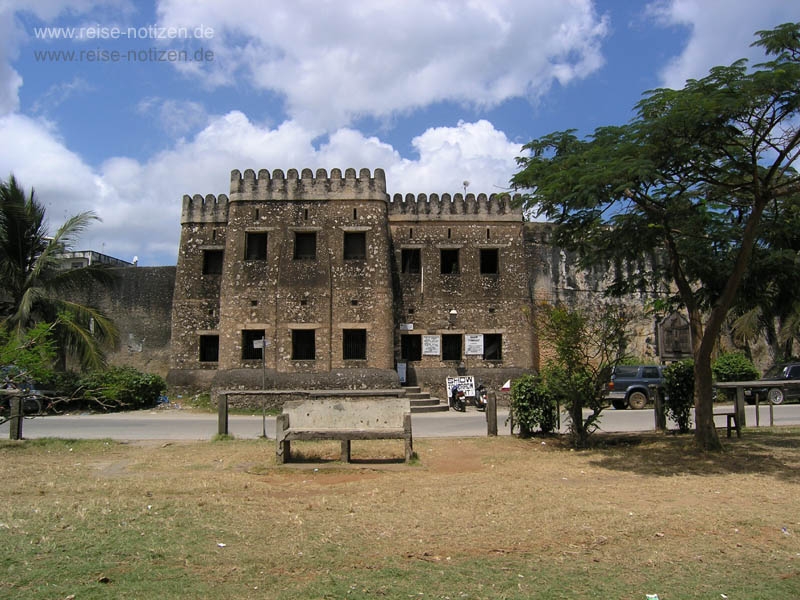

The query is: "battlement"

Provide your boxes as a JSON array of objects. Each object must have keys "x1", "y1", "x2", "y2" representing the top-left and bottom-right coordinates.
[
  {"x1": 387, "y1": 192, "x2": 523, "y2": 221},
  {"x1": 229, "y1": 167, "x2": 388, "y2": 201},
  {"x1": 181, "y1": 193, "x2": 230, "y2": 225}
]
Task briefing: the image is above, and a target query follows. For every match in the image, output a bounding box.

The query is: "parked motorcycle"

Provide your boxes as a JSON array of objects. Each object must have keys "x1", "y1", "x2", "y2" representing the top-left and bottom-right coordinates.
[
  {"x1": 449, "y1": 385, "x2": 466, "y2": 412},
  {"x1": 473, "y1": 384, "x2": 488, "y2": 411}
]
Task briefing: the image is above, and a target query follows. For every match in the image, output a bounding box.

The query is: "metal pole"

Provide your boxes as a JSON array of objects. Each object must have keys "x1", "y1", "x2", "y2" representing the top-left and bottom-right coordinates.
[{"x1": 261, "y1": 338, "x2": 266, "y2": 390}]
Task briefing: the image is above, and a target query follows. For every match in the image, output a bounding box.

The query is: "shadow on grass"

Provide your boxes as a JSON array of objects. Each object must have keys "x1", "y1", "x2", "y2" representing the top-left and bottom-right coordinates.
[{"x1": 587, "y1": 428, "x2": 800, "y2": 482}]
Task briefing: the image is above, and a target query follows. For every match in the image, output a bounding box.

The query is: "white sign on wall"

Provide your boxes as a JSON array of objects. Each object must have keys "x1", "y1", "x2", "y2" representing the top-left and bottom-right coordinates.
[
  {"x1": 422, "y1": 335, "x2": 441, "y2": 355},
  {"x1": 464, "y1": 334, "x2": 484, "y2": 356}
]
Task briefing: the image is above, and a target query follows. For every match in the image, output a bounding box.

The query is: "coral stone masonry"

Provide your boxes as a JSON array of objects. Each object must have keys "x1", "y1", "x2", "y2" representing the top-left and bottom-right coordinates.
[{"x1": 167, "y1": 167, "x2": 534, "y2": 396}]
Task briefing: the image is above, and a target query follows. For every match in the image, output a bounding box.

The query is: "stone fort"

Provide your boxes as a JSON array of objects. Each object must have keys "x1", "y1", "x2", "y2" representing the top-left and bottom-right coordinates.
[{"x1": 71, "y1": 166, "x2": 686, "y2": 401}]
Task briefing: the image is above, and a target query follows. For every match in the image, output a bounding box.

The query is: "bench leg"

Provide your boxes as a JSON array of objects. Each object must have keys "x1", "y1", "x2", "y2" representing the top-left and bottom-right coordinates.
[
  {"x1": 276, "y1": 439, "x2": 290, "y2": 463},
  {"x1": 276, "y1": 414, "x2": 290, "y2": 463},
  {"x1": 726, "y1": 414, "x2": 741, "y2": 438},
  {"x1": 341, "y1": 440, "x2": 351, "y2": 463}
]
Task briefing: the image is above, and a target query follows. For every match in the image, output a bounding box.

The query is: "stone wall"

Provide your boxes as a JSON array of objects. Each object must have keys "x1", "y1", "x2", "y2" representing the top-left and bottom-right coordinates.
[
  {"x1": 170, "y1": 167, "x2": 398, "y2": 390},
  {"x1": 387, "y1": 192, "x2": 535, "y2": 400},
  {"x1": 76, "y1": 171, "x2": 688, "y2": 396},
  {"x1": 67, "y1": 266, "x2": 176, "y2": 375}
]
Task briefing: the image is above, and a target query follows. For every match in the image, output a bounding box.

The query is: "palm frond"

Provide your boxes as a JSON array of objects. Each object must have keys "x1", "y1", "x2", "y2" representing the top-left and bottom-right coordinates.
[
  {"x1": 730, "y1": 307, "x2": 764, "y2": 346},
  {"x1": 53, "y1": 305, "x2": 119, "y2": 370}
]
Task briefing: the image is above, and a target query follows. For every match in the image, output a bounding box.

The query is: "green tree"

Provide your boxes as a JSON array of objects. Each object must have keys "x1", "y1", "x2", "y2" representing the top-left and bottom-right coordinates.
[
  {"x1": 536, "y1": 302, "x2": 631, "y2": 448},
  {"x1": 512, "y1": 24, "x2": 800, "y2": 450},
  {"x1": 0, "y1": 175, "x2": 118, "y2": 369},
  {"x1": 729, "y1": 198, "x2": 800, "y2": 362}
]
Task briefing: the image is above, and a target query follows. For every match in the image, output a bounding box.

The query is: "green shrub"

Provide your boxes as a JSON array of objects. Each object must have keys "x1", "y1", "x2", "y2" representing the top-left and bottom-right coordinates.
[
  {"x1": 663, "y1": 359, "x2": 694, "y2": 433},
  {"x1": 77, "y1": 366, "x2": 166, "y2": 411},
  {"x1": 508, "y1": 373, "x2": 558, "y2": 437},
  {"x1": 712, "y1": 352, "x2": 759, "y2": 382}
]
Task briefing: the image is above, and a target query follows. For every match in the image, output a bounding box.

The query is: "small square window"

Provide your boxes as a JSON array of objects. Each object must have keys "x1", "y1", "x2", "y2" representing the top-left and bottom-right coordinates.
[
  {"x1": 344, "y1": 232, "x2": 366, "y2": 260},
  {"x1": 242, "y1": 329, "x2": 266, "y2": 360},
  {"x1": 294, "y1": 232, "x2": 316, "y2": 260},
  {"x1": 202, "y1": 249, "x2": 224, "y2": 274},
  {"x1": 292, "y1": 329, "x2": 316, "y2": 360},
  {"x1": 483, "y1": 334, "x2": 502, "y2": 360},
  {"x1": 401, "y1": 248, "x2": 420, "y2": 274},
  {"x1": 442, "y1": 334, "x2": 462, "y2": 361},
  {"x1": 480, "y1": 248, "x2": 499, "y2": 274},
  {"x1": 199, "y1": 335, "x2": 219, "y2": 362},
  {"x1": 343, "y1": 329, "x2": 367, "y2": 360},
  {"x1": 401, "y1": 335, "x2": 422, "y2": 361},
  {"x1": 440, "y1": 249, "x2": 459, "y2": 274},
  {"x1": 245, "y1": 232, "x2": 267, "y2": 261}
]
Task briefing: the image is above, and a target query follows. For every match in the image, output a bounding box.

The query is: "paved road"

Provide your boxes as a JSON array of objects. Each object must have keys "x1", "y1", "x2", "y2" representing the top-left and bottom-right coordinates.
[{"x1": 3, "y1": 403, "x2": 800, "y2": 441}]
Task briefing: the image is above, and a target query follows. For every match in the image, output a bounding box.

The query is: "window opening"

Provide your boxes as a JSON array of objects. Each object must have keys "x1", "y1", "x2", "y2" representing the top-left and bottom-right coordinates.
[
  {"x1": 292, "y1": 329, "x2": 315, "y2": 360},
  {"x1": 343, "y1": 231, "x2": 366, "y2": 260},
  {"x1": 440, "y1": 249, "x2": 459, "y2": 274},
  {"x1": 400, "y1": 335, "x2": 422, "y2": 361},
  {"x1": 199, "y1": 335, "x2": 219, "y2": 362},
  {"x1": 202, "y1": 249, "x2": 224, "y2": 274},
  {"x1": 401, "y1": 248, "x2": 421, "y2": 273},
  {"x1": 294, "y1": 232, "x2": 316, "y2": 260},
  {"x1": 480, "y1": 248, "x2": 499, "y2": 274},
  {"x1": 241, "y1": 329, "x2": 266, "y2": 360},
  {"x1": 343, "y1": 329, "x2": 367, "y2": 360},
  {"x1": 483, "y1": 334, "x2": 502, "y2": 360},
  {"x1": 442, "y1": 334, "x2": 462, "y2": 361},
  {"x1": 245, "y1": 232, "x2": 267, "y2": 261}
]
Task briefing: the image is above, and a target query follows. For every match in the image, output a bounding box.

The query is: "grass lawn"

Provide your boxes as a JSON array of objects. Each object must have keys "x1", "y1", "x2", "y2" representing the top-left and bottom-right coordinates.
[{"x1": 2, "y1": 429, "x2": 800, "y2": 599}]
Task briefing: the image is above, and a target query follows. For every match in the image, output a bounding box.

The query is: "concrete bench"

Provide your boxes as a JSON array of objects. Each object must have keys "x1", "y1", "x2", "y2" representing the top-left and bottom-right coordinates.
[{"x1": 275, "y1": 397, "x2": 413, "y2": 463}]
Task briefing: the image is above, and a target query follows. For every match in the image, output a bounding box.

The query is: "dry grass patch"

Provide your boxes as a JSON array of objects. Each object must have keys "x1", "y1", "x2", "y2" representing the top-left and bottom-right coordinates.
[{"x1": 2, "y1": 431, "x2": 800, "y2": 599}]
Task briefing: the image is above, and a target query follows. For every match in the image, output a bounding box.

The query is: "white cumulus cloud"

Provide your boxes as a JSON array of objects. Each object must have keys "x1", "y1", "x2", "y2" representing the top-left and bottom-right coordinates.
[
  {"x1": 647, "y1": 0, "x2": 798, "y2": 89},
  {"x1": 0, "y1": 110, "x2": 521, "y2": 265},
  {"x1": 155, "y1": 0, "x2": 610, "y2": 129}
]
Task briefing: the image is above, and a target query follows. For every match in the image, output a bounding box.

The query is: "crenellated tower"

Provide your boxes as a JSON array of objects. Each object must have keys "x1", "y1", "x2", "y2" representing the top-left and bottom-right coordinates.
[{"x1": 169, "y1": 168, "x2": 534, "y2": 396}]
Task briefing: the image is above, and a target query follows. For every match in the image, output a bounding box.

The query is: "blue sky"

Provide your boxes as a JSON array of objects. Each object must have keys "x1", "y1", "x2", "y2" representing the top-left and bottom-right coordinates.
[{"x1": 0, "y1": 0, "x2": 796, "y2": 266}]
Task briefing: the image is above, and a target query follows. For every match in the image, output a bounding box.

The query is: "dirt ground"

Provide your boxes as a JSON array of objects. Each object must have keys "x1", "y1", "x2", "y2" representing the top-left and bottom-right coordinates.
[{"x1": 3, "y1": 431, "x2": 800, "y2": 598}]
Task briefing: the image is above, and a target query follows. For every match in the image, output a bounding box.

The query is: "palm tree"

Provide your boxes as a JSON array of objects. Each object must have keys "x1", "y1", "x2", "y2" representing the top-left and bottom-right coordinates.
[{"x1": 0, "y1": 174, "x2": 118, "y2": 370}]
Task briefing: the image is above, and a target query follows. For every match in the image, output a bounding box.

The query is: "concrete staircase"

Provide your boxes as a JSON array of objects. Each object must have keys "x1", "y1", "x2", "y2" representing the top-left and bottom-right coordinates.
[{"x1": 403, "y1": 385, "x2": 449, "y2": 413}]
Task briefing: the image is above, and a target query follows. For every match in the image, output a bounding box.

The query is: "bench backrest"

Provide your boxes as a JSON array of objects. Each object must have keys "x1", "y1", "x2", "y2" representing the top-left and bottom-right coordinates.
[{"x1": 283, "y1": 397, "x2": 410, "y2": 430}]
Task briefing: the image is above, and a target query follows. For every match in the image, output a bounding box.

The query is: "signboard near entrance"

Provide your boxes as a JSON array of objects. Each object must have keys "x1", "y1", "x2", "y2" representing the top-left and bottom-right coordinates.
[{"x1": 446, "y1": 375, "x2": 475, "y2": 397}]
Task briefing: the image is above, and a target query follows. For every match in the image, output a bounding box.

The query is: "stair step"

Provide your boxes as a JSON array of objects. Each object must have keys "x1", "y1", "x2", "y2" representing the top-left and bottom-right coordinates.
[
  {"x1": 410, "y1": 397, "x2": 449, "y2": 413},
  {"x1": 402, "y1": 386, "x2": 421, "y2": 394},
  {"x1": 410, "y1": 398, "x2": 438, "y2": 407},
  {"x1": 411, "y1": 404, "x2": 450, "y2": 413},
  {"x1": 406, "y1": 392, "x2": 431, "y2": 400}
]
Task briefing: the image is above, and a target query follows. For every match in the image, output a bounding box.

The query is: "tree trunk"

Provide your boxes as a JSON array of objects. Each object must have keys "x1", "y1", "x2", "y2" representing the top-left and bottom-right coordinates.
[
  {"x1": 689, "y1": 306, "x2": 722, "y2": 451},
  {"x1": 693, "y1": 352, "x2": 722, "y2": 451}
]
